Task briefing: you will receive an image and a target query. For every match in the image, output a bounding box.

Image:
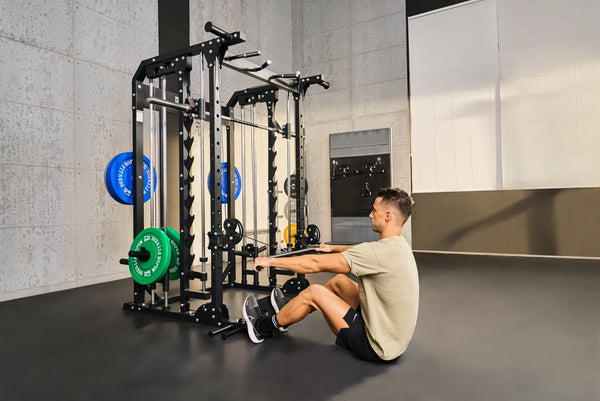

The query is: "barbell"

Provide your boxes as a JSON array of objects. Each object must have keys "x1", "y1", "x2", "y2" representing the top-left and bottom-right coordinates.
[{"x1": 122, "y1": 227, "x2": 181, "y2": 285}]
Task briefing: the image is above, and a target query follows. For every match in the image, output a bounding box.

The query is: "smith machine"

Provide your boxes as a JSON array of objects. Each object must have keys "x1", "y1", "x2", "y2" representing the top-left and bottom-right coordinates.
[{"x1": 120, "y1": 22, "x2": 329, "y2": 334}]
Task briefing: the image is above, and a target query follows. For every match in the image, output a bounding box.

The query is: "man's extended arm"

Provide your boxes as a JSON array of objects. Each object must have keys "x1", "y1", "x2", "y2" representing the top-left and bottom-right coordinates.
[
  {"x1": 253, "y1": 252, "x2": 350, "y2": 275},
  {"x1": 316, "y1": 244, "x2": 356, "y2": 253}
]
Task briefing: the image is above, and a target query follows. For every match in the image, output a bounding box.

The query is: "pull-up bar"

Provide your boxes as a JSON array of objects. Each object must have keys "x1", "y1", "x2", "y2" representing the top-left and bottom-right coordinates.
[{"x1": 146, "y1": 96, "x2": 295, "y2": 136}]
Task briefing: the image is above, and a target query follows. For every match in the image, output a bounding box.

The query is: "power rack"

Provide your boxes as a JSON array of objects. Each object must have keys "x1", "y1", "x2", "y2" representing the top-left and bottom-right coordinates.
[{"x1": 122, "y1": 22, "x2": 329, "y2": 330}]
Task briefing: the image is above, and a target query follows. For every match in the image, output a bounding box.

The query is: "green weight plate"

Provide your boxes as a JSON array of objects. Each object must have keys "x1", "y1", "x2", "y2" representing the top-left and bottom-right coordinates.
[
  {"x1": 128, "y1": 228, "x2": 172, "y2": 285},
  {"x1": 166, "y1": 227, "x2": 180, "y2": 280}
]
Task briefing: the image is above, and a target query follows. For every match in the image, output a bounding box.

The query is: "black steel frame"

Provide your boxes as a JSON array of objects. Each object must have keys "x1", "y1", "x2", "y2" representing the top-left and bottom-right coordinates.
[{"x1": 123, "y1": 22, "x2": 329, "y2": 329}]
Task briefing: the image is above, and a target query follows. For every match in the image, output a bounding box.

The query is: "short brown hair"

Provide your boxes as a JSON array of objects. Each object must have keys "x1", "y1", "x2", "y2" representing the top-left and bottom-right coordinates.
[{"x1": 377, "y1": 187, "x2": 415, "y2": 223}]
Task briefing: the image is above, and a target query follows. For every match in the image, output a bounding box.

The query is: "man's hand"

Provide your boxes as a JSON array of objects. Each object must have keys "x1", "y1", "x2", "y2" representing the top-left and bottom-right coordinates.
[
  {"x1": 253, "y1": 257, "x2": 269, "y2": 271},
  {"x1": 316, "y1": 244, "x2": 335, "y2": 253}
]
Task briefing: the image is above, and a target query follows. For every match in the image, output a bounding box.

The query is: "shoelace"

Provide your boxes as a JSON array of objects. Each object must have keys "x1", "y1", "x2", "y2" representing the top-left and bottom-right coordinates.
[{"x1": 251, "y1": 305, "x2": 261, "y2": 321}]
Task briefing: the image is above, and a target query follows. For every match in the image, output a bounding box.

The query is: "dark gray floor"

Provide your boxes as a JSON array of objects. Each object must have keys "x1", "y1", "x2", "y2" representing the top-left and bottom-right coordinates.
[{"x1": 1, "y1": 253, "x2": 599, "y2": 401}]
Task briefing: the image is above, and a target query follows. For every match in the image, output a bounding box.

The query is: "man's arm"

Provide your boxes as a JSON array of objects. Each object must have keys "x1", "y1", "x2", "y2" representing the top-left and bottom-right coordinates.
[
  {"x1": 253, "y1": 252, "x2": 350, "y2": 275},
  {"x1": 316, "y1": 244, "x2": 356, "y2": 253}
]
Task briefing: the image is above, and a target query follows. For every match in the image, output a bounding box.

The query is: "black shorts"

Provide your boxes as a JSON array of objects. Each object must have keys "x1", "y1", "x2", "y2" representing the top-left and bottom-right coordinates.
[{"x1": 335, "y1": 307, "x2": 387, "y2": 363}]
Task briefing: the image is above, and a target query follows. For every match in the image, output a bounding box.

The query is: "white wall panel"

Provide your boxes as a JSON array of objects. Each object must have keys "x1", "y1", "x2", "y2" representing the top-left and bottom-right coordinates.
[
  {"x1": 409, "y1": 0, "x2": 499, "y2": 193},
  {"x1": 410, "y1": 0, "x2": 600, "y2": 191},
  {"x1": 579, "y1": 117, "x2": 600, "y2": 185},
  {"x1": 499, "y1": 0, "x2": 600, "y2": 189}
]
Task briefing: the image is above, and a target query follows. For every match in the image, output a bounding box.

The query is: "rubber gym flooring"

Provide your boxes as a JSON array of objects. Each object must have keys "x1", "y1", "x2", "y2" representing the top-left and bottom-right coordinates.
[{"x1": 1, "y1": 253, "x2": 598, "y2": 401}]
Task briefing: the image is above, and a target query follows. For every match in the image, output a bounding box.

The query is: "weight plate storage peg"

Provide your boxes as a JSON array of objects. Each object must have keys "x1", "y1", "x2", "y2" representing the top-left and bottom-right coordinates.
[
  {"x1": 283, "y1": 174, "x2": 308, "y2": 198},
  {"x1": 128, "y1": 228, "x2": 172, "y2": 285},
  {"x1": 165, "y1": 227, "x2": 181, "y2": 280},
  {"x1": 208, "y1": 162, "x2": 242, "y2": 203},
  {"x1": 105, "y1": 152, "x2": 157, "y2": 205}
]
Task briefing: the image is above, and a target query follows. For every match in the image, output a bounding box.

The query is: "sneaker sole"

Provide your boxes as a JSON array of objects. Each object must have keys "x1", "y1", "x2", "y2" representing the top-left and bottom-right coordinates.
[{"x1": 242, "y1": 298, "x2": 264, "y2": 344}]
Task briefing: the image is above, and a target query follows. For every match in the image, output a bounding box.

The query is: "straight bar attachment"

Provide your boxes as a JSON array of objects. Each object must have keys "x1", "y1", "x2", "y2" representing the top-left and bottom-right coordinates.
[
  {"x1": 221, "y1": 115, "x2": 285, "y2": 134},
  {"x1": 147, "y1": 96, "x2": 193, "y2": 112},
  {"x1": 147, "y1": 97, "x2": 294, "y2": 137}
]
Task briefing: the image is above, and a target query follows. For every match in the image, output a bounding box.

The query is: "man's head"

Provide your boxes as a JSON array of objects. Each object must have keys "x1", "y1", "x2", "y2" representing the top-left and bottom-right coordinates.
[{"x1": 368, "y1": 188, "x2": 415, "y2": 234}]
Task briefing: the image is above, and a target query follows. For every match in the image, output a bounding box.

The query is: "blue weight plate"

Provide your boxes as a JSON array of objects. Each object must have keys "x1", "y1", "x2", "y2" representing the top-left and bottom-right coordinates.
[
  {"x1": 208, "y1": 162, "x2": 242, "y2": 202},
  {"x1": 106, "y1": 152, "x2": 130, "y2": 204},
  {"x1": 106, "y1": 152, "x2": 157, "y2": 204},
  {"x1": 105, "y1": 155, "x2": 120, "y2": 202}
]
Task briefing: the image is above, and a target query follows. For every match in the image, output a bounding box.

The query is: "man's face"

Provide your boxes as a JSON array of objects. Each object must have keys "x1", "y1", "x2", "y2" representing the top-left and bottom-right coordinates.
[{"x1": 368, "y1": 197, "x2": 386, "y2": 233}]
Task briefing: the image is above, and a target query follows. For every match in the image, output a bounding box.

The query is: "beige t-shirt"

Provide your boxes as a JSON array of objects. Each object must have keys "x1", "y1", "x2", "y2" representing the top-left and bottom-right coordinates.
[{"x1": 341, "y1": 236, "x2": 419, "y2": 360}]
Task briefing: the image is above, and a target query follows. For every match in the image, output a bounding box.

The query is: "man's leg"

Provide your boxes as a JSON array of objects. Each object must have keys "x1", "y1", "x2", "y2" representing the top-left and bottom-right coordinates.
[
  {"x1": 324, "y1": 274, "x2": 360, "y2": 310},
  {"x1": 275, "y1": 284, "x2": 352, "y2": 335}
]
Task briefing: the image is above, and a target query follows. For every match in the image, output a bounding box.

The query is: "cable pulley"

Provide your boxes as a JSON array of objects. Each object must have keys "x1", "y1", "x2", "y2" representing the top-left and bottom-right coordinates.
[
  {"x1": 223, "y1": 218, "x2": 244, "y2": 245},
  {"x1": 306, "y1": 224, "x2": 321, "y2": 245}
]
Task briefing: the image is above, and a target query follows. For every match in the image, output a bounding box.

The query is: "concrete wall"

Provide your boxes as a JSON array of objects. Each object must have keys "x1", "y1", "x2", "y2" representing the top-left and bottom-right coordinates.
[
  {"x1": 0, "y1": 0, "x2": 158, "y2": 301},
  {"x1": 0, "y1": 0, "x2": 412, "y2": 301},
  {"x1": 184, "y1": 0, "x2": 411, "y2": 256},
  {"x1": 187, "y1": 0, "x2": 297, "y2": 259},
  {"x1": 294, "y1": 0, "x2": 411, "y2": 244}
]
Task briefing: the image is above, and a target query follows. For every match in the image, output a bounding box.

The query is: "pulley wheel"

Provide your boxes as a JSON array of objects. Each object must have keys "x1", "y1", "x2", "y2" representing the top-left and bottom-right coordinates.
[
  {"x1": 223, "y1": 218, "x2": 244, "y2": 245},
  {"x1": 306, "y1": 224, "x2": 321, "y2": 245}
]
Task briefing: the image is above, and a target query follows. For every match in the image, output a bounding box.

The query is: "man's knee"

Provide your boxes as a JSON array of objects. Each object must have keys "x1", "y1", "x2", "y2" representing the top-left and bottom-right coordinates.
[
  {"x1": 327, "y1": 274, "x2": 352, "y2": 291},
  {"x1": 298, "y1": 283, "x2": 333, "y2": 303},
  {"x1": 302, "y1": 283, "x2": 327, "y2": 296}
]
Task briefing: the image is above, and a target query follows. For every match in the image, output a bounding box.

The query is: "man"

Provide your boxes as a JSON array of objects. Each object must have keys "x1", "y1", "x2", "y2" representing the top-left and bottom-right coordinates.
[{"x1": 243, "y1": 188, "x2": 419, "y2": 362}]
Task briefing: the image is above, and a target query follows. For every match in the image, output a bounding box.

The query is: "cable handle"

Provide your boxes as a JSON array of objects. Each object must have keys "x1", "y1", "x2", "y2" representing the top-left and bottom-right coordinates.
[{"x1": 205, "y1": 21, "x2": 233, "y2": 41}]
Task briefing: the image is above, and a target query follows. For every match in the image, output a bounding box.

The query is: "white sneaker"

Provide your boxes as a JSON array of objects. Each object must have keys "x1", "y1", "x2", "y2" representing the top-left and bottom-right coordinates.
[
  {"x1": 242, "y1": 295, "x2": 264, "y2": 343},
  {"x1": 270, "y1": 287, "x2": 288, "y2": 332}
]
